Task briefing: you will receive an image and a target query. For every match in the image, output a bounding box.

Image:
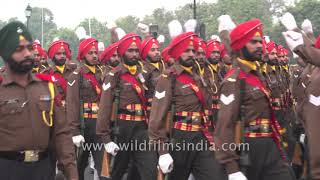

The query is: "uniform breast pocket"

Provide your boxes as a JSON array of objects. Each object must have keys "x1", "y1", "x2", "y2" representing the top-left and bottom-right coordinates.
[
  {"x1": 121, "y1": 83, "x2": 133, "y2": 93},
  {"x1": 177, "y1": 86, "x2": 194, "y2": 96},
  {"x1": 37, "y1": 100, "x2": 51, "y2": 112},
  {"x1": 250, "y1": 89, "x2": 266, "y2": 100},
  {"x1": 0, "y1": 99, "x2": 24, "y2": 116}
]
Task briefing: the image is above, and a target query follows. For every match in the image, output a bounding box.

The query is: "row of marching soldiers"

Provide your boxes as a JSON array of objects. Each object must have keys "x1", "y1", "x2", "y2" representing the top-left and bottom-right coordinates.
[{"x1": 0, "y1": 13, "x2": 319, "y2": 180}]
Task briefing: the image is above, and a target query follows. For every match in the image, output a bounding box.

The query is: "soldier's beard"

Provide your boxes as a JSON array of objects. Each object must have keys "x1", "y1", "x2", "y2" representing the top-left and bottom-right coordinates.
[
  {"x1": 84, "y1": 58, "x2": 97, "y2": 66},
  {"x1": 33, "y1": 60, "x2": 40, "y2": 67},
  {"x1": 179, "y1": 57, "x2": 194, "y2": 67},
  {"x1": 123, "y1": 56, "x2": 138, "y2": 66},
  {"x1": 109, "y1": 60, "x2": 120, "y2": 67},
  {"x1": 147, "y1": 55, "x2": 161, "y2": 63},
  {"x1": 268, "y1": 58, "x2": 277, "y2": 65},
  {"x1": 7, "y1": 57, "x2": 34, "y2": 74},
  {"x1": 52, "y1": 57, "x2": 66, "y2": 66},
  {"x1": 241, "y1": 47, "x2": 262, "y2": 62},
  {"x1": 208, "y1": 57, "x2": 219, "y2": 65}
]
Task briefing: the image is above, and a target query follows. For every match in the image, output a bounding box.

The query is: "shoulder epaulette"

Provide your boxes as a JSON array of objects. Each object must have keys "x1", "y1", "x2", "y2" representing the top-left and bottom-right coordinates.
[
  {"x1": 108, "y1": 66, "x2": 121, "y2": 76},
  {"x1": 35, "y1": 73, "x2": 55, "y2": 82},
  {"x1": 68, "y1": 63, "x2": 78, "y2": 70},
  {"x1": 223, "y1": 68, "x2": 240, "y2": 83},
  {"x1": 72, "y1": 67, "x2": 81, "y2": 75}
]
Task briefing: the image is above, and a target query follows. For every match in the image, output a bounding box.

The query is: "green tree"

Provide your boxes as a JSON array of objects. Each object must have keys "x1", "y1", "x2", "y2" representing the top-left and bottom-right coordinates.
[
  {"x1": 286, "y1": 0, "x2": 320, "y2": 37},
  {"x1": 115, "y1": 15, "x2": 140, "y2": 35},
  {"x1": 51, "y1": 28, "x2": 79, "y2": 59},
  {"x1": 28, "y1": 7, "x2": 58, "y2": 49},
  {"x1": 142, "y1": 8, "x2": 175, "y2": 46}
]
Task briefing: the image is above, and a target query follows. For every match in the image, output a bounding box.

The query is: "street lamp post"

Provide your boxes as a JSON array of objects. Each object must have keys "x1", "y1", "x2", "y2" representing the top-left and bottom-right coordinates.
[
  {"x1": 25, "y1": 4, "x2": 32, "y2": 29},
  {"x1": 193, "y1": 0, "x2": 197, "y2": 19}
]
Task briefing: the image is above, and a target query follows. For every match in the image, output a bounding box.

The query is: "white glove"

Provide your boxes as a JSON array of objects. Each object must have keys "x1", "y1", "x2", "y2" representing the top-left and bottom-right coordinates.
[
  {"x1": 137, "y1": 23, "x2": 149, "y2": 34},
  {"x1": 158, "y1": 153, "x2": 174, "y2": 174},
  {"x1": 228, "y1": 172, "x2": 248, "y2": 180},
  {"x1": 106, "y1": 21, "x2": 117, "y2": 29},
  {"x1": 211, "y1": 35, "x2": 221, "y2": 42},
  {"x1": 72, "y1": 135, "x2": 85, "y2": 147},
  {"x1": 104, "y1": 142, "x2": 120, "y2": 156},
  {"x1": 157, "y1": 35, "x2": 165, "y2": 44},
  {"x1": 115, "y1": 27, "x2": 126, "y2": 40},
  {"x1": 300, "y1": 134, "x2": 306, "y2": 144},
  {"x1": 264, "y1": 36, "x2": 271, "y2": 44},
  {"x1": 184, "y1": 19, "x2": 197, "y2": 32},
  {"x1": 280, "y1": 12, "x2": 297, "y2": 30},
  {"x1": 218, "y1": 15, "x2": 236, "y2": 33},
  {"x1": 301, "y1": 19, "x2": 313, "y2": 34},
  {"x1": 282, "y1": 31, "x2": 304, "y2": 51}
]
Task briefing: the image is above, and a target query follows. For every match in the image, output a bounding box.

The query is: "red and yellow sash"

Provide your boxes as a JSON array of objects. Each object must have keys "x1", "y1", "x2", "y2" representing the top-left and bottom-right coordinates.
[
  {"x1": 82, "y1": 72, "x2": 102, "y2": 97},
  {"x1": 176, "y1": 73, "x2": 214, "y2": 144},
  {"x1": 120, "y1": 73, "x2": 148, "y2": 122},
  {"x1": 226, "y1": 68, "x2": 285, "y2": 160}
]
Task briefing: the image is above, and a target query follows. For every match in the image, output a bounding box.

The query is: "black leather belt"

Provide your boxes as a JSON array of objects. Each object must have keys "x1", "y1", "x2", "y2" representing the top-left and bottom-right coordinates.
[
  {"x1": 0, "y1": 150, "x2": 48, "y2": 163},
  {"x1": 118, "y1": 108, "x2": 145, "y2": 116}
]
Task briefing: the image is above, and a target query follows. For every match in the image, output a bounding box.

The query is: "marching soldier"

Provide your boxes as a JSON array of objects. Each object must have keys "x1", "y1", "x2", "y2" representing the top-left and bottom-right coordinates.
[
  {"x1": 283, "y1": 25, "x2": 320, "y2": 180},
  {"x1": 206, "y1": 39, "x2": 225, "y2": 122},
  {"x1": 0, "y1": 21, "x2": 78, "y2": 180},
  {"x1": 193, "y1": 38, "x2": 216, "y2": 132},
  {"x1": 42, "y1": 39, "x2": 77, "y2": 107},
  {"x1": 40, "y1": 47, "x2": 50, "y2": 71},
  {"x1": 99, "y1": 42, "x2": 120, "y2": 80},
  {"x1": 214, "y1": 19, "x2": 295, "y2": 180},
  {"x1": 96, "y1": 33, "x2": 158, "y2": 180},
  {"x1": 149, "y1": 32, "x2": 226, "y2": 180},
  {"x1": 32, "y1": 40, "x2": 45, "y2": 73},
  {"x1": 66, "y1": 38, "x2": 104, "y2": 180},
  {"x1": 161, "y1": 46, "x2": 175, "y2": 67},
  {"x1": 140, "y1": 36, "x2": 166, "y2": 114}
]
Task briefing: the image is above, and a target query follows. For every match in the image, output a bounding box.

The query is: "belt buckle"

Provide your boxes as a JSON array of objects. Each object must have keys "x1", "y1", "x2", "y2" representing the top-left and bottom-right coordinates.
[
  {"x1": 61, "y1": 100, "x2": 66, "y2": 108},
  {"x1": 24, "y1": 150, "x2": 39, "y2": 162},
  {"x1": 192, "y1": 116, "x2": 201, "y2": 124},
  {"x1": 136, "y1": 110, "x2": 143, "y2": 116},
  {"x1": 261, "y1": 124, "x2": 270, "y2": 133},
  {"x1": 92, "y1": 106, "x2": 99, "y2": 113}
]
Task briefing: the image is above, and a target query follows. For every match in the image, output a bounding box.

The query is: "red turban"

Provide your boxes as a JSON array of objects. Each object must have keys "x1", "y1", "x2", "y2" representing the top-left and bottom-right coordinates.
[
  {"x1": 168, "y1": 32, "x2": 197, "y2": 60},
  {"x1": 117, "y1": 33, "x2": 141, "y2": 57},
  {"x1": 316, "y1": 35, "x2": 320, "y2": 49},
  {"x1": 161, "y1": 46, "x2": 171, "y2": 62},
  {"x1": 32, "y1": 41, "x2": 42, "y2": 53},
  {"x1": 48, "y1": 40, "x2": 71, "y2": 59},
  {"x1": 141, "y1": 37, "x2": 159, "y2": 60},
  {"x1": 230, "y1": 19, "x2": 263, "y2": 51},
  {"x1": 100, "y1": 42, "x2": 118, "y2": 63},
  {"x1": 206, "y1": 40, "x2": 226, "y2": 59},
  {"x1": 77, "y1": 38, "x2": 98, "y2": 60},
  {"x1": 266, "y1": 41, "x2": 277, "y2": 54},
  {"x1": 195, "y1": 38, "x2": 207, "y2": 53}
]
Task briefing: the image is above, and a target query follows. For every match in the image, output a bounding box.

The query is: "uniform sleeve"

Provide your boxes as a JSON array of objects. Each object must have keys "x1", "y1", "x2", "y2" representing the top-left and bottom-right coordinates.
[
  {"x1": 303, "y1": 94, "x2": 320, "y2": 179},
  {"x1": 148, "y1": 74, "x2": 172, "y2": 155},
  {"x1": 214, "y1": 79, "x2": 241, "y2": 174},
  {"x1": 295, "y1": 33, "x2": 320, "y2": 67},
  {"x1": 53, "y1": 84, "x2": 78, "y2": 180},
  {"x1": 96, "y1": 73, "x2": 116, "y2": 144},
  {"x1": 66, "y1": 73, "x2": 80, "y2": 136}
]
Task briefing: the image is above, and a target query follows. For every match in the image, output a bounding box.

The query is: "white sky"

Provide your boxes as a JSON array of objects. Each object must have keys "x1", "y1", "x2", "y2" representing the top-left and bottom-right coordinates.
[{"x1": 0, "y1": 0, "x2": 214, "y2": 28}]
